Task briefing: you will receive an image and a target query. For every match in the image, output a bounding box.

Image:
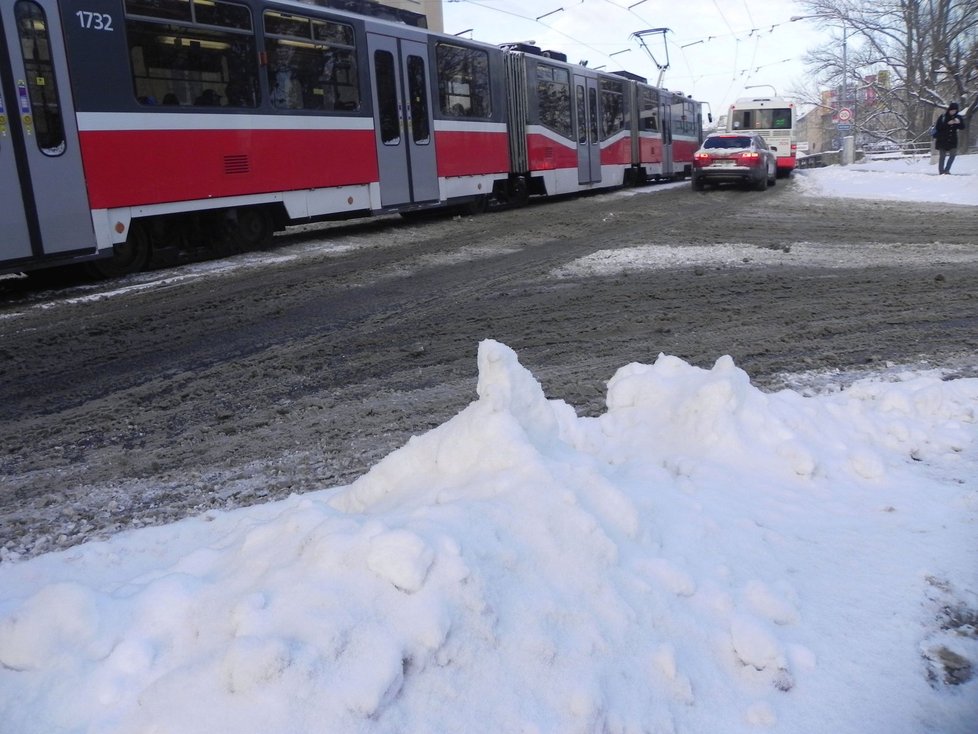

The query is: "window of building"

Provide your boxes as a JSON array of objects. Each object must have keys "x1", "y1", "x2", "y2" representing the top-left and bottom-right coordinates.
[
  {"x1": 125, "y1": 0, "x2": 260, "y2": 108},
  {"x1": 435, "y1": 43, "x2": 490, "y2": 118},
  {"x1": 536, "y1": 64, "x2": 571, "y2": 138},
  {"x1": 264, "y1": 10, "x2": 359, "y2": 112}
]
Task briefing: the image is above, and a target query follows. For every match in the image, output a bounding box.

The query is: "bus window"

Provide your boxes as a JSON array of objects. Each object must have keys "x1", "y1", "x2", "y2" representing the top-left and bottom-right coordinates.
[{"x1": 731, "y1": 107, "x2": 792, "y2": 131}]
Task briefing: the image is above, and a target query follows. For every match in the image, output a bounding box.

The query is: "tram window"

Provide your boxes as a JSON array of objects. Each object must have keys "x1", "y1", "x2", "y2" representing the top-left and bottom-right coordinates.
[
  {"x1": 15, "y1": 1, "x2": 66, "y2": 156},
  {"x1": 407, "y1": 56, "x2": 430, "y2": 144},
  {"x1": 435, "y1": 43, "x2": 490, "y2": 118},
  {"x1": 194, "y1": 1, "x2": 251, "y2": 30},
  {"x1": 125, "y1": 0, "x2": 191, "y2": 22},
  {"x1": 374, "y1": 51, "x2": 400, "y2": 145},
  {"x1": 639, "y1": 88, "x2": 659, "y2": 132},
  {"x1": 587, "y1": 86, "x2": 598, "y2": 144},
  {"x1": 600, "y1": 79, "x2": 625, "y2": 140},
  {"x1": 536, "y1": 64, "x2": 571, "y2": 138},
  {"x1": 575, "y1": 85, "x2": 586, "y2": 144},
  {"x1": 125, "y1": 0, "x2": 259, "y2": 108},
  {"x1": 126, "y1": 0, "x2": 249, "y2": 29},
  {"x1": 264, "y1": 11, "x2": 359, "y2": 112},
  {"x1": 672, "y1": 99, "x2": 693, "y2": 135}
]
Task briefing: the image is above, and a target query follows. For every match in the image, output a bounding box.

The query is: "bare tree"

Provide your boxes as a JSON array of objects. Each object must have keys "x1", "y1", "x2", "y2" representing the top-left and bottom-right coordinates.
[{"x1": 794, "y1": 0, "x2": 977, "y2": 144}]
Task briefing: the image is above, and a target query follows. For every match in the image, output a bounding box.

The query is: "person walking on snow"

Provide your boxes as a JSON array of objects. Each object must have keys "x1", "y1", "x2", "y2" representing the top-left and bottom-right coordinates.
[{"x1": 934, "y1": 102, "x2": 966, "y2": 174}]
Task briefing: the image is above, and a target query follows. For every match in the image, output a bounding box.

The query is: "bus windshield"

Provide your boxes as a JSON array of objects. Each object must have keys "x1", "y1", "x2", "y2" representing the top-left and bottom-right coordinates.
[{"x1": 730, "y1": 107, "x2": 792, "y2": 131}]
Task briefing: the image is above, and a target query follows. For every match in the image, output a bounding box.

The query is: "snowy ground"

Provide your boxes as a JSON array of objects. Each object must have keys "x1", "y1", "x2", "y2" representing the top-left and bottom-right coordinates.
[
  {"x1": 1, "y1": 156, "x2": 976, "y2": 733},
  {"x1": 795, "y1": 150, "x2": 978, "y2": 206}
]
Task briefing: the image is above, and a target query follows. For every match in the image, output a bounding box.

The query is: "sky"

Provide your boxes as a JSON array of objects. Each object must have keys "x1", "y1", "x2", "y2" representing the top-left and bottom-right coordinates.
[
  {"x1": 441, "y1": 0, "x2": 834, "y2": 117},
  {"x1": 1, "y1": 156, "x2": 977, "y2": 733}
]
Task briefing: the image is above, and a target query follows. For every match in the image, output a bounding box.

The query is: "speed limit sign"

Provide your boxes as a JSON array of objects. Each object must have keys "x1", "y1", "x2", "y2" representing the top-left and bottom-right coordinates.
[{"x1": 838, "y1": 108, "x2": 853, "y2": 122}]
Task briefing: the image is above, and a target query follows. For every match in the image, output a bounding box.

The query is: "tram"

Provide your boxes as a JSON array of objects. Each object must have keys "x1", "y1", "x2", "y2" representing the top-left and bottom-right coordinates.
[{"x1": 1, "y1": 0, "x2": 706, "y2": 277}]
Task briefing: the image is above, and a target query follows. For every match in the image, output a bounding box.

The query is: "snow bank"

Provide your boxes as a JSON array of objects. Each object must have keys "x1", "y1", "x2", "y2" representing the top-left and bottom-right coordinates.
[
  {"x1": 796, "y1": 153, "x2": 978, "y2": 205},
  {"x1": 1, "y1": 341, "x2": 976, "y2": 733}
]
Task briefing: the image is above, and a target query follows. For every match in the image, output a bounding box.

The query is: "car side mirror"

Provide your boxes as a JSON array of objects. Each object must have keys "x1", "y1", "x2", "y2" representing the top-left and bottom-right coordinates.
[{"x1": 770, "y1": 145, "x2": 778, "y2": 152}]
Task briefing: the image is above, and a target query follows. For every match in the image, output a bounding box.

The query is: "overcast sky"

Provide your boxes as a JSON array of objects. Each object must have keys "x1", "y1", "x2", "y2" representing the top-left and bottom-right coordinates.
[{"x1": 441, "y1": 0, "x2": 838, "y2": 116}]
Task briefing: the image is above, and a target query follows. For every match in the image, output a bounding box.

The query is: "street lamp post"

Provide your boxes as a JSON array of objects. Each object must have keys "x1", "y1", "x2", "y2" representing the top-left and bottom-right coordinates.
[{"x1": 791, "y1": 14, "x2": 853, "y2": 164}]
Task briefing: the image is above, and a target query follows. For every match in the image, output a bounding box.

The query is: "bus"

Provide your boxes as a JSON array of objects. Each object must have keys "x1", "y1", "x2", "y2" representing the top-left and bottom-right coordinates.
[{"x1": 726, "y1": 96, "x2": 796, "y2": 177}]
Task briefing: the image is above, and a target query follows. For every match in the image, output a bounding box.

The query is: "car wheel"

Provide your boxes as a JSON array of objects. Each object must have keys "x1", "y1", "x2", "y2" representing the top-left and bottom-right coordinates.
[
  {"x1": 768, "y1": 162, "x2": 777, "y2": 186},
  {"x1": 692, "y1": 176, "x2": 705, "y2": 191},
  {"x1": 754, "y1": 172, "x2": 767, "y2": 191}
]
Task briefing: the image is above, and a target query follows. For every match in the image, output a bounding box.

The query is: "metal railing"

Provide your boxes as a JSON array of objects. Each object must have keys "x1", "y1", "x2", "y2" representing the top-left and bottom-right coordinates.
[{"x1": 797, "y1": 140, "x2": 936, "y2": 168}]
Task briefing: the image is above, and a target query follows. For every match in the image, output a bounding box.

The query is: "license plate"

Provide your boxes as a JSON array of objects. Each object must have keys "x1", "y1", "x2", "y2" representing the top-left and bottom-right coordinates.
[{"x1": 712, "y1": 160, "x2": 736, "y2": 167}]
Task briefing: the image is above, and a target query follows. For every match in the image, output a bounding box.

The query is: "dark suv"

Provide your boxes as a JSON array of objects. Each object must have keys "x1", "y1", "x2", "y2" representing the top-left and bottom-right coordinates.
[{"x1": 691, "y1": 133, "x2": 777, "y2": 191}]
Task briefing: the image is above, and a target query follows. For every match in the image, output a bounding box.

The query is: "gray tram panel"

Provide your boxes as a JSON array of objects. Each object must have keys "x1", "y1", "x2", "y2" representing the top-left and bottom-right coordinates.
[
  {"x1": 0, "y1": 87, "x2": 33, "y2": 261},
  {"x1": 574, "y1": 73, "x2": 601, "y2": 186},
  {"x1": 398, "y1": 37, "x2": 439, "y2": 204},
  {"x1": 0, "y1": 0, "x2": 95, "y2": 260},
  {"x1": 368, "y1": 31, "x2": 439, "y2": 208},
  {"x1": 660, "y1": 96, "x2": 675, "y2": 176}
]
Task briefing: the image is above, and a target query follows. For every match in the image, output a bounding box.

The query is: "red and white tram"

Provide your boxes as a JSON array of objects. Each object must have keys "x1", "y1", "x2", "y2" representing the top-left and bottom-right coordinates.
[{"x1": 0, "y1": 0, "x2": 706, "y2": 277}]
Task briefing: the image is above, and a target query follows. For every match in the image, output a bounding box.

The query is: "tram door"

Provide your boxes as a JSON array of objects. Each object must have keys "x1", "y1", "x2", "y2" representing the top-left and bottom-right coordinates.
[
  {"x1": 660, "y1": 98, "x2": 675, "y2": 176},
  {"x1": 368, "y1": 33, "x2": 439, "y2": 208},
  {"x1": 0, "y1": 0, "x2": 95, "y2": 268},
  {"x1": 574, "y1": 74, "x2": 601, "y2": 185}
]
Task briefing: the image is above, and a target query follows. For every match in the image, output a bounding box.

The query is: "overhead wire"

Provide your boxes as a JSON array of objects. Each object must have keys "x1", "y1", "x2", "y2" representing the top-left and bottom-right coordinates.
[
  {"x1": 448, "y1": 0, "x2": 805, "y2": 108},
  {"x1": 453, "y1": 0, "x2": 640, "y2": 66}
]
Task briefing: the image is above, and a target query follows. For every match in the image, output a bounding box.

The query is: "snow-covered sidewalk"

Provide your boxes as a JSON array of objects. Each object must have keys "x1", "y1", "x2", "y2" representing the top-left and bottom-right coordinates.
[{"x1": 795, "y1": 151, "x2": 978, "y2": 206}]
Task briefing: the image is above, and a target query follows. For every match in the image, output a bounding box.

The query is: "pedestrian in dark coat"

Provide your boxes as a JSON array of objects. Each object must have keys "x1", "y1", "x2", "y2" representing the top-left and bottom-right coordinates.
[{"x1": 934, "y1": 102, "x2": 966, "y2": 174}]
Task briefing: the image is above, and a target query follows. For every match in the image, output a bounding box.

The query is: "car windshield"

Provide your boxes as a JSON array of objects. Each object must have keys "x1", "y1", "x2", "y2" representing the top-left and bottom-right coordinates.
[{"x1": 704, "y1": 136, "x2": 752, "y2": 149}]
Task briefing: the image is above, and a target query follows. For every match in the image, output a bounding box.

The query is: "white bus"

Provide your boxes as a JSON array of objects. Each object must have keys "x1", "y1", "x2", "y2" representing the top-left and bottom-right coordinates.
[{"x1": 726, "y1": 96, "x2": 796, "y2": 177}]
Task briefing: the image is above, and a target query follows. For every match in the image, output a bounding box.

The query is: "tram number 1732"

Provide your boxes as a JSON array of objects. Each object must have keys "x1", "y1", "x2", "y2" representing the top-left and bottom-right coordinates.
[
  {"x1": 75, "y1": 10, "x2": 115, "y2": 31},
  {"x1": 1, "y1": 0, "x2": 707, "y2": 279}
]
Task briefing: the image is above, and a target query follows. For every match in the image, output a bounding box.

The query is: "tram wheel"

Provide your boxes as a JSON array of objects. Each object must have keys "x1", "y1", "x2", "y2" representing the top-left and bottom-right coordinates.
[
  {"x1": 89, "y1": 222, "x2": 151, "y2": 278},
  {"x1": 462, "y1": 194, "x2": 489, "y2": 215},
  {"x1": 224, "y1": 206, "x2": 274, "y2": 252},
  {"x1": 508, "y1": 176, "x2": 529, "y2": 207}
]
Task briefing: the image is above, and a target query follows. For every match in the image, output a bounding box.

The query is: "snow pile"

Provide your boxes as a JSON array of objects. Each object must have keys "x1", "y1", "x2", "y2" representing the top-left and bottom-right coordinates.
[
  {"x1": 1, "y1": 341, "x2": 977, "y2": 733},
  {"x1": 796, "y1": 153, "x2": 978, "y2": 205}
]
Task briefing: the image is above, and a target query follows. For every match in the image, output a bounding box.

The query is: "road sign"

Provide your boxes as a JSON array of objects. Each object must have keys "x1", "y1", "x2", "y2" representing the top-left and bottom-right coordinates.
[
  {"x1": 838, "y1": 108, "x2": 853, "y2": 122},
  {"x1": 837, "y1": 123, "x2": 853, "y2": 133}
]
